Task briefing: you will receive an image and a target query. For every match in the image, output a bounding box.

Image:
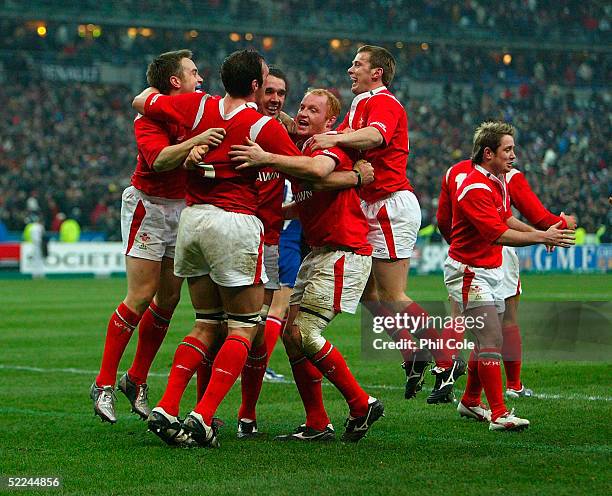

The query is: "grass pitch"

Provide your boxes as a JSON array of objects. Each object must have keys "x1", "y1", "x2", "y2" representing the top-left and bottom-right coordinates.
[{"x1": 1, "y1": 274, "x2": 610, "y2": 495}]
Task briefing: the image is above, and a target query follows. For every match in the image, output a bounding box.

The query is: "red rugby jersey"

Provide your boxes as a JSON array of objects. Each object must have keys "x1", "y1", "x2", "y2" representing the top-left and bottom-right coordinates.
[
  {"x1": 337, "y1": 86, "x2": 412, "y2": 203},
  {"x1": 448, "y1": 165, "x2": 511, "y2": 269},
  {"x1": 256, "y1": 167, "x2": 284, "y2": 245},
  {"x1": 143, "y1": 92, "x2": 301, "y2": 215},
  {"x1": 131, "y1": 114, "x2": 188, "y2": 199},
  {"x1": 437, "y1": 159, "x2": 474, "y2": 243},
  {"x1": 438, "y1": 161, "x2": 566, "y2": 243},
  {"x1": 291, "y1": 140, "x2": 371, "y2": 255}
]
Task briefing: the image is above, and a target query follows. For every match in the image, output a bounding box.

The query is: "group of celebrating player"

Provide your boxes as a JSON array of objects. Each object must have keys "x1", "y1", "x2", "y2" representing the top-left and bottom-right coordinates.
[{"x1": 89, "y1": 44, "x2": 576, "y2": 447}]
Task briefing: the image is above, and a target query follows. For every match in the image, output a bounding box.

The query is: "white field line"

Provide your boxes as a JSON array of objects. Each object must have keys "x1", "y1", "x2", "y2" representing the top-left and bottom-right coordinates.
[{"x1": 1, "y1": 364, "x2": 610, "y2": 402}]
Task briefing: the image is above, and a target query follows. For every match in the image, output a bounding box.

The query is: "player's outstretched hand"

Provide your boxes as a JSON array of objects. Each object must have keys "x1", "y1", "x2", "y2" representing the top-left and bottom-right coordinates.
[
  {"x1": 543, "y1": 221, "x2": 575, "y2": 248},
  {"x1": 310, "y1": 132, "x2": 339, "y2": 151},
  {"x1": 354, "y1": 159, "x2": 374, "y2": 186},
  {"x1": 183, "y1": 144, "x2": 209, "y2": 170},
  {"x1": 229, "y1": 138, "x2": 270, "y2": 169},
  {"x1": 193, "y1": 128, "x2": 226, "y2": 147},
  {"x1": 560, "y1": 211, "x2": 577, "y2": 230}
]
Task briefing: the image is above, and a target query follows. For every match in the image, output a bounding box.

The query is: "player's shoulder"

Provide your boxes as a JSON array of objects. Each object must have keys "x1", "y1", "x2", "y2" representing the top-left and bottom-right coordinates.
[
  {"x1": 446, "y1": 159, "x2": 473, "y2": 182},
  {"x1": 505, "y1": 167, "x2": 523, "y2": 183},
  {"x1": 457, "y1": 169, "x2": 493, "y2": 200},
  {"x1": 134, "y1": 113, "x2": 168, "y2": 132},
  {"x1": 368, "y1": 89, "x2": 404, "y2": 109}
]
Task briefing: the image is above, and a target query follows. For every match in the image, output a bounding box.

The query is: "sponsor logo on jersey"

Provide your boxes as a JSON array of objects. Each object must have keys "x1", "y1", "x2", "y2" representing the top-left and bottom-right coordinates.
[
  {"x1": 257, "y1": 170, "x2": 281, "y2": 182},
  {"x1": 294, "y1": 190, "x2": 313, "y2": 203}
]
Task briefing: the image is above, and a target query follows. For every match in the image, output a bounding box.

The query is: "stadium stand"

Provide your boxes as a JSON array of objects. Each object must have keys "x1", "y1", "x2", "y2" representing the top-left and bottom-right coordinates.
[{"x1": 0, "y1": 3, "x2": 609, "y2": 237}]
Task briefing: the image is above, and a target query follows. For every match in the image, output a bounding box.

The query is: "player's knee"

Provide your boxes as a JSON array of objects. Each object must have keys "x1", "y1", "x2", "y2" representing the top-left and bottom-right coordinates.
[{"x1": 294, "y1": 306, "x2": 334, "y2": 356}]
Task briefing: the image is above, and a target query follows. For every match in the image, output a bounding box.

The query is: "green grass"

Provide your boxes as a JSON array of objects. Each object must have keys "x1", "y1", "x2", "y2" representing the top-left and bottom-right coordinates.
[{"x1": 0, "y1": 274, "x2": 610, "y2": 495}]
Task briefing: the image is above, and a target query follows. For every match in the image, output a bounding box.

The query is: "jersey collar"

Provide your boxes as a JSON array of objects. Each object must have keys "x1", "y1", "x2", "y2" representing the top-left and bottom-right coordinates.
[
  {"x1": 348, "y1": 86, "x2": 387, "y2": 128},
  {"x1": 474, "y1": 164, "x2": 507, "y2": 207},
  {"x1": 219, "y1": 98, "x2": 258, "y2": 120}
]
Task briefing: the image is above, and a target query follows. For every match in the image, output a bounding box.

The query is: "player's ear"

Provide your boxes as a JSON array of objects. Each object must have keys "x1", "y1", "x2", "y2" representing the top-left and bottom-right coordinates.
[
  {"x1": 325, "y1": 115, "x2": 337, "y2": 130},
  {"x1": 371, "y1": 66, "x2": 383, "y2": 82},
  {"x1": 169, "y1": 75, "x2": 181, "y2": 90}
]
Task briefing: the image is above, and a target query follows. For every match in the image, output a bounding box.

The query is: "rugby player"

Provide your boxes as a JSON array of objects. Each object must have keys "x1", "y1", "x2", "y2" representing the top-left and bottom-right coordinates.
[
  {"x1": 310, "y1": 45, "x2": 464, "y2": 402},
  {"x1": 90, "y1": 50, "x2": 225, "y2": 424},
  {"x1": 132, "y1": 49, "x2": 302, "y2": 447},
  {"x1": 437, "y1": 159, "x2": 576, "y2": 399},
  {"x1": 230, "y1": 88, "x2": 383, "y2": 442},
  {"x1": 443, "y1": 121, "x2": 574, "y2": 431}
]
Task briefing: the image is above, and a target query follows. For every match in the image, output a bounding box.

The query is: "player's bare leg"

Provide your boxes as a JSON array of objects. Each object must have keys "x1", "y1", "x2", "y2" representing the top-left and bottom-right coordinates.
[
  {"x1": 148, "y1": 275, "x2": 221, "y2": 446},
  {"x1": 184, "y1": 283, "x2": 264, "y2": 447},
  {"x1": 501, "y1": 295, "x2": 531, "y2": 398}
]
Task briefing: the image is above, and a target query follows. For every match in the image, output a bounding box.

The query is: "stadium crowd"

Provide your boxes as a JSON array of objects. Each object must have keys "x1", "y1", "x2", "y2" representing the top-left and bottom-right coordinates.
[
  {"x1": 0, "y1": 14, "x2": 609, "y2": 238},
  {"x1": 3, "y1": 0, "x2": 610, "y2": 44},
  {"x1": 1, "y1": 81, "x2": 609, "y2": 237}
]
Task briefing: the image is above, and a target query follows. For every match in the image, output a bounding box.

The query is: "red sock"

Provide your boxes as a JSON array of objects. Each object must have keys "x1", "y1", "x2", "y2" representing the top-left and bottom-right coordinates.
[
  {"x1": 238, "y1": 342, "x2": 268, "y2": 421},
  {"x1": 264, "y1": 315, "x2": 283, "y2": 360},
  {"x1": 502, "y1": 324, "x2": 523, "y2": 390},
  {"x1": 194, "y1": 335, "x2": 251, "y2": 425},
  {"x1": 96, "y1": 302, "x2": 141, "y2": 386},
  {"x1": 311, "y1": 341, "x2": 369, "y2": 418},
  {"x1": 461, "y1": 347, "x2": 482, "y2": 406},
  {"x1": 157, "y1": 336, "x2": 207, "y2": 417},
  {"x1": 366, "y1": 301, "x2": 418, "y2": 363},
  {"x1": 128, "y1": 302, "x2": 173, "y2": 385},
  {"x1": 403, "y1": 302, "x2": 453, "y2": 369},
  {"x1": 290, "y1": 355, "x2": 329, "y2": 430},
  {"x1": 477, "y1": 348, "x2": 507, "y2": 421},
  {"x1": 196, "y1": 352, "x2": 214, "y2": 403}
]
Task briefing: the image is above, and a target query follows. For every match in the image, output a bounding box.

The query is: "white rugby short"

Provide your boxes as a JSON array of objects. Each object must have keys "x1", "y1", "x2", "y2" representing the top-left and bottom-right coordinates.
[
  {"x1": 500, "y1": 246, "x2": 522, "y2": 300},
  {"x1": 444, "y1": 256, "x2": 505, "y2": 314},
  {"x1": 121, "y1": 186, "x2": 185, "y2": 261},
  {"x1": 361, "y1": 190, "x2": 421, "y2": 260},
  {"x1": 290, "y1": 247, "x2": 371, "y2": 314},
  {"x1": 263, "y1": 243, "x2": 280, "y2": 291},
  {"x1": 174, "y1": 204, "x2": 267, "y2": 287}
]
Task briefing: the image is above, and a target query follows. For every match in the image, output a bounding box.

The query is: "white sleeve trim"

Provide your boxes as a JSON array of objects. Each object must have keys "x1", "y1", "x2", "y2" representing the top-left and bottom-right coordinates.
[
  {"x1": 457, "y1": 183, "x2": 492, "y2": 202},
  {"x1": 191, "y1": 94, "x2": 211, "y2": 131},
  {"x1": 250, "y1": 116, "x2": 272, "y2": 141}
]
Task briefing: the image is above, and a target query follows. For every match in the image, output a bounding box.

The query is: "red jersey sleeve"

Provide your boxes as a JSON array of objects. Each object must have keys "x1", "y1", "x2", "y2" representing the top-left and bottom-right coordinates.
[
  {"x1": 134, "y1": 115, "x2": 171, "y2": 169},
  {"x1": 335, "y1": 112, "x2": 350, "y2": 132},
  {"x1": 144, "y1": 92, "x2": 206, "y2": 129},
  {"x1": 436, "y1": 173, "x2": 453, "y2": 243},
  {"x1": 255, "y1": 119, "x2": 302, "y2": 156},
  {"x1": 457, "y1": 187, "x2": 509, "y2": 243},
  {"x1": 508, "y1": 171, "x2": 566, "y2": 229},
  {"x1": 364, "y1": 95, "x2": 402, "y2": 146}
]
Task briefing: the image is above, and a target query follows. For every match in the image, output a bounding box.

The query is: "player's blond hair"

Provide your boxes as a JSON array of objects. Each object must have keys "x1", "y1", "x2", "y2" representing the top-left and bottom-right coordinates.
[
  {"x1": 357, "y1": 45, "x2": 396, "y2": 86},
  {"x1": 472, "y1": 121, "x2": 515, "y2": 164},
  {"x1": 305, "y1": 88, "x2": 341, "y2": 119}
]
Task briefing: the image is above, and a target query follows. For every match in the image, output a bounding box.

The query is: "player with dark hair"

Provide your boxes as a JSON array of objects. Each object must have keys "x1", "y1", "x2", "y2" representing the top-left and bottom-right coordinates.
[
  {"x1": 90, "y1": 49, "x2": 225, "y2": 424},
  {"x1": 442, "y1": 121, "x2": 574, "y2": 431},
  {"x1": 132, "y1": 49, "x2": 302, "y2": 447},
  {"x1": 310, "y1": 45, "x2": 464, "y2": 403},
  {"x1": 231, "y1": 88, "x2": 382, "y2": 442}
]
